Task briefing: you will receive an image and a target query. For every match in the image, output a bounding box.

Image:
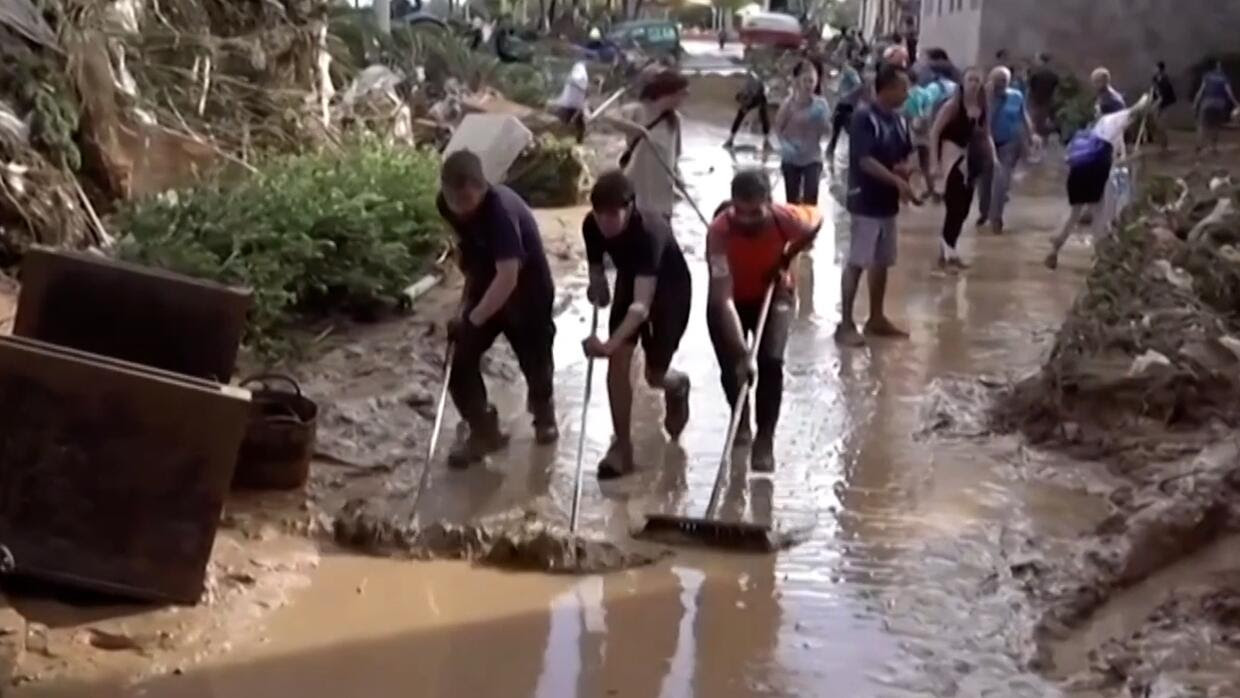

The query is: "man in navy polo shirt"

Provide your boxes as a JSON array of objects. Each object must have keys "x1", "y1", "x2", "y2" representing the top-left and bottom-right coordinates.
[
  {"x1": 836, "y1": 64, "x2": 917, "y2": 348},
  {"x1": 437, "y1": 150, "x2": 558, "y2": 467}
]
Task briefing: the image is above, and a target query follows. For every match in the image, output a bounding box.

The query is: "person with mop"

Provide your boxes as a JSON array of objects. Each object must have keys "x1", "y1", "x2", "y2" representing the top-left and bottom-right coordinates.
[
  {"x1": 436, "y1": 150, "x2": 559, "y2": 467},
  {"x1": 705, "y1": 170, "x2": 821, "y2": 472},
  {"x1": 580, "y1": 171, "x2": 693, "y2": 479}
]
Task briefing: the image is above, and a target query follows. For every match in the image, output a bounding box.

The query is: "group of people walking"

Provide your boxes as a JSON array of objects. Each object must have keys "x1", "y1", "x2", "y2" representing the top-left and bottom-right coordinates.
[{"x1": 434, "y1": 44, "x2": 1237, "y2": 481}]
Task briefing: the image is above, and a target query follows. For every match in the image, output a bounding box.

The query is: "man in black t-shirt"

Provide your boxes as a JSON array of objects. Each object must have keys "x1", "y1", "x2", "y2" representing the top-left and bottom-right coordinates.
[
  {"x1": 581, "y1": 171, "x2": 692, "y2": 479},
  {"x1": 1027, "y1": 53, "x2": 1060, "y2": 138},
  {"x1": 437, "y1": 150, "x2": 558, "y2": 467}
]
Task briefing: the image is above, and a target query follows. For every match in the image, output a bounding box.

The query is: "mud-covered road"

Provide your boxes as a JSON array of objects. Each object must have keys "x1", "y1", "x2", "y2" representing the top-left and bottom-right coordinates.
[{"x1": 13, "y1": 53, "x2": 1240, "y2": 698}]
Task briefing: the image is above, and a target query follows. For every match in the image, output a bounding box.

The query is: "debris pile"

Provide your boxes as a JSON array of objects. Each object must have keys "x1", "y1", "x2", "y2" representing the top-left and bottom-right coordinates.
[
  {"x1": 997, "y1": 172, "x2": 1240, "y2": 464},
  {"x1": 332, "y1": 497, "x2": 670, "y2": 574}
]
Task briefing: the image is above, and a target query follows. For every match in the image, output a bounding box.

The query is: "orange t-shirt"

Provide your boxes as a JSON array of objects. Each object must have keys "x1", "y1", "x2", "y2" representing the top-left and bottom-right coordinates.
[{"x1": 706, "y1": 204, "x2": 821, "y2": 303}]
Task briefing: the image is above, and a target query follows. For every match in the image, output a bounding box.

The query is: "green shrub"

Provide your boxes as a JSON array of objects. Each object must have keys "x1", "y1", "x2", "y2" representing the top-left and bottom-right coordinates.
[
  {"x1": 497, "y1": 63, "x2": 549, "y2": 108},
  {"x1": 115, "y1": 140, "x2": 446, "y2": 354}
]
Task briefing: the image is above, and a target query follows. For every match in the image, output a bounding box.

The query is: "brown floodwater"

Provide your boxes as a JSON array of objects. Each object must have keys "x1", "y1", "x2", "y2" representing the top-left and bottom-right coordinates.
[{"x1": 20, "y1": 89, "x2": 1130, "y2": 698}]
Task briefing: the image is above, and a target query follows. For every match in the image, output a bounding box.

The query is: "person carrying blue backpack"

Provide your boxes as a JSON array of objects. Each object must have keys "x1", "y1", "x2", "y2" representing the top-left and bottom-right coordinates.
[{"x1": 1045, "y1": 92, "x2": 1154, "y2": 270}]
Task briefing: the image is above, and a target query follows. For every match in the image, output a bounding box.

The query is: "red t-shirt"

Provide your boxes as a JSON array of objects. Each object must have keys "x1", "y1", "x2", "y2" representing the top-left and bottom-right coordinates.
[{"x1": 706, "y1": 204, "x2": 821, "y2": 303}]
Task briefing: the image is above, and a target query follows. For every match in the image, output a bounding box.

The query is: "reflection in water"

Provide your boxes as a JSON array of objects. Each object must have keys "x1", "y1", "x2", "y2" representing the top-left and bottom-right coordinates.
[{"x1": 659, "y1": 567, "x2": 704, "y2": 698}]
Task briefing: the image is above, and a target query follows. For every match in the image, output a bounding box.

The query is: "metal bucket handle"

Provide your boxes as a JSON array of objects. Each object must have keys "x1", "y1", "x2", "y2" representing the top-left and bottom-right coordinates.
[{"x1": 240, "y1": 373, "x2": 303, "y2": 397}]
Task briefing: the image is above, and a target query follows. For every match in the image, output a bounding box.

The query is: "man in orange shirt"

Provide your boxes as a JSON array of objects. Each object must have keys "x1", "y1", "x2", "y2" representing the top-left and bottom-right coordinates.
[{"x1": 706, "y1": 170, "x2": 821, "y2": 472}]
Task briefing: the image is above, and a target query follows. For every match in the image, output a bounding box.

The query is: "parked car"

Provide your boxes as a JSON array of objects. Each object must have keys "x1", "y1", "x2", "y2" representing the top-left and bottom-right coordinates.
[{"x1": 608, "y1": 19, "x2": 682, "y2": 57}]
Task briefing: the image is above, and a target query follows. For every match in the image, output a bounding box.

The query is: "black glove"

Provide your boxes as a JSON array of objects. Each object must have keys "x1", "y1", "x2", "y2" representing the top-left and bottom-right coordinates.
[
  {"x1": 446, "y1": 315, "x2": 479, "y2": 344},
  {"x1": 587, "y1": 272, "x2": 611, "y2": 308}
]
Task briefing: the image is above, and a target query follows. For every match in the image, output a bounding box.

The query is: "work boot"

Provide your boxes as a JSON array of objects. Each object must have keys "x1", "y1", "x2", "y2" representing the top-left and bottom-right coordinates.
[
  {"x1": 1044, "y1": 252, "x2": 1059, "y2": 270},
  {"x1": 662, "y1": 374, "x2": 691, "y2": 439},
  {"x1": 751, "y1": 430, "x2": 775, "y2": 473},
  {"x1": 448, "y1": 406, "x2": 509, "y2": 469},
  {"x1": 531, "y1": 400, "x2": 559, "y2": 445},
  {"x1": 597, "y1": 438, "x2": 636, "y2": 481}
]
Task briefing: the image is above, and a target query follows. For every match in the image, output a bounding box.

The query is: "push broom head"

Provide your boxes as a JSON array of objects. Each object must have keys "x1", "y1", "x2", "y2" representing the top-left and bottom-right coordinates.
[{"x1": 635, "y1": 514, "x2": 782, "y2": 552}]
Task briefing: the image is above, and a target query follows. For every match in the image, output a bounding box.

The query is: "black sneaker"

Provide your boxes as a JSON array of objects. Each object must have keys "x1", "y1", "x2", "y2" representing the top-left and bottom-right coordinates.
[
  {"x1": 597, "y1": 439, "x2": 635, "y2": 480},
  {"x1": 531, "y1": 400, "x2": 559, "y2": 445},
  {"x1": 662, "y1": 374, "x2": 691, "y2": 439},
  {"x1": 750, "y1": 432, "x2": 775, "y2": 473},
  {"x1": 447, "y1": 407, "x2": 509, "y2": 468}
]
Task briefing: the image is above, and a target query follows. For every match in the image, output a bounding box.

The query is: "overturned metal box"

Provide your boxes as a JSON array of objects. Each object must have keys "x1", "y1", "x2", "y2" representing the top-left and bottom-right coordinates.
[
  {"x1": 0, "y1": 336, "x2": 250, "y2": 604},
  {"x1": 14, "y1": 247, "x2": 251, "y2": 382}
]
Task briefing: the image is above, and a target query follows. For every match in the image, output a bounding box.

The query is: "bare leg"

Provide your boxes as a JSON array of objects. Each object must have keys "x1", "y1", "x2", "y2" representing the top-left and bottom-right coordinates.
[
  {"x1": 607, "y1": 343, "x2": 635, "y2": 447},
  {"x1": 835, "y1": 265, "x2": 866, "y2": 346},
  {"x1": 864, "y1": 267, "x2": 907, "y2": 337},
  {"x1": 1046, "y1": 204, "x2": 1085, "y2": 269}
]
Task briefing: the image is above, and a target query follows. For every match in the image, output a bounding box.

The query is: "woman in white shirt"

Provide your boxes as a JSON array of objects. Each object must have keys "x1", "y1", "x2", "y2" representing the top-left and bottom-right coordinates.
[{"x1": 599, "y1": 70, "x2": 688, "y2": 222}]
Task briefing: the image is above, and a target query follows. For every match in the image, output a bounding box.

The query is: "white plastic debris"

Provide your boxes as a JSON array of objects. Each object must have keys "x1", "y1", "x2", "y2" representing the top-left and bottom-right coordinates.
[
  {"x1": 1128, "y1": 349, "x2": 1172, "y2": 376},
  {"x1": 442, "y1": 114, "x2": 533, "y2": 185},
  {"x1": 1150, "y1": 259, "x2": 1194, "y2": 291}
]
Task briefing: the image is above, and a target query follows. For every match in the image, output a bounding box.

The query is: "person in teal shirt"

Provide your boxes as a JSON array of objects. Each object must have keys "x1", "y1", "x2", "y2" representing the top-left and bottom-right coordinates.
[{"x1": 904, "y1": 76, "x2": 956, "y2": 201}]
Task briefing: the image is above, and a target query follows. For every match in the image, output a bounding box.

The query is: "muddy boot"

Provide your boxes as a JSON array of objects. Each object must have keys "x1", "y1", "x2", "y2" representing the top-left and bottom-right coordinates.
[
  {"x1": 751, "y1": 430, "x2": 775, "y2": 473},
  {"x1": 448, "y1": 406, "x2": 509, "y2": 469},
  {"x1": 662, "y1": 374, "x2": 691, "y2": 439},
  {"x1": 597, "y1": 439, "x2": 635, "y2": 481},
  {"x1": 531, "y1": 400, "x2": 559, "y2": 445},
  {"x1": 1044, "y1": 251, "x2": 1059, "y2": 270}
]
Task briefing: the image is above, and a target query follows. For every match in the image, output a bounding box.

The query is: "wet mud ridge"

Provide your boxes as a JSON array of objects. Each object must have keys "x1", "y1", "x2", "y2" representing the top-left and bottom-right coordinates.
[
  {"x1": 988, "y1": 172, "x2": 1240, "y2": 694},
  {"x1": 332, "y1": 497, "x2": 672, "y2": 574}
]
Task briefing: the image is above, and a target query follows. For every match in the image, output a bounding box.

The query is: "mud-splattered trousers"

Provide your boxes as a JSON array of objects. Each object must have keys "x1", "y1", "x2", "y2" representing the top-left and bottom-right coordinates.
[
  {"x1": 449, "y1": 288, "x2": 557, "y2": 431},
  {"x1": 706, "y1": 285, "x2": 794, "y2": 435}
]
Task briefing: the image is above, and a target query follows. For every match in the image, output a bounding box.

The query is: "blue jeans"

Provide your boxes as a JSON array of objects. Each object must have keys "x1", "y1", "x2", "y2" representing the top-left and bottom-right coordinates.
[{"x1": 977, "y1": 139, "x2": 1022, "y2": 228}]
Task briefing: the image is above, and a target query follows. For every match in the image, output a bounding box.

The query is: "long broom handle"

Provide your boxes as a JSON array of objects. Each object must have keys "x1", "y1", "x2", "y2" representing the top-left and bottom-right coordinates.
[
  {"x1": 705, "y1": 280, "x2": 777, "y2": 519},
  {"x1": 568, "y1": 306, "x2": 601, "y2": 533},
  {"x1": 412, "y1": 342, "x2": 454, "y2": 515}
]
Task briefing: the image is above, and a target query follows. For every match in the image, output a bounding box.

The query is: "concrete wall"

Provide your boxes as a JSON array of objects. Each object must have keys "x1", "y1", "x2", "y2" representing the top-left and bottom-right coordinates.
[
  {"x1": 916, "y1": 0, "x2": 984, "y2": 67},
  {"x1": 978, "y1": 0, "x2": 1240, "y2": 97}
]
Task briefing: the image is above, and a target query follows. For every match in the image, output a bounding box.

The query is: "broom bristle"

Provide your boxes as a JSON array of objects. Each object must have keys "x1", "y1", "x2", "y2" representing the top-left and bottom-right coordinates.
[{"x1": 635, "y1": 515, "x2": 776, "y2": 552}]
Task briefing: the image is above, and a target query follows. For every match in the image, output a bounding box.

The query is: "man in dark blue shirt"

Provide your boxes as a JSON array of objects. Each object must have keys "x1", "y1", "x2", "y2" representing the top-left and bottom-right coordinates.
[
  {"x1": 437, "y1": 150, "x2": 558, "y2": 467},
  {"x1": 837, "y1": 64, "x2": 916, "y2": 348}
]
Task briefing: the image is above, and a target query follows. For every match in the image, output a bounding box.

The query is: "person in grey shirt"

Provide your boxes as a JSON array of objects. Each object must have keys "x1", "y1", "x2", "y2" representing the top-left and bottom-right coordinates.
[{"x1": 775, "y1": 59, "x2": 832, "y2": 205}]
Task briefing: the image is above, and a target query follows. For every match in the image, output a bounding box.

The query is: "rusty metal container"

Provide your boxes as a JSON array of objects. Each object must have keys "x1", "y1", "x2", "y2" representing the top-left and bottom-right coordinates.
[
  {"x1": 14, "y1": 247, "x2": 251, "y2": 382},
  {"x1": 233, "y1": 375, "x2": 317, "y2": 491},
  {"x1": 0, "y1": 335, "x2": 250, "y2": 604}
]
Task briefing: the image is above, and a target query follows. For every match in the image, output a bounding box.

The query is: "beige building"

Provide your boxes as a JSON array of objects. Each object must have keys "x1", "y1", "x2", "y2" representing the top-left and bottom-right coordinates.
[{"x1": 916, "y1": 0, "x2": 1240, "y2": 95}]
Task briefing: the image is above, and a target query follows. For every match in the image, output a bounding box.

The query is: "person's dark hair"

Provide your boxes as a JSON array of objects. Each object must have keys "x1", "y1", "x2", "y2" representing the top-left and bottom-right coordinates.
[
  {"x1": 1038, "y1": 52, "x2": 1051, "y2": 63},
  {"x1": 442, "y1": 149, "x2": 486, "y2": 190},
  {"x1": 640, "y1": 70, "x2": 689, "y2": 100},
  {"x1": 995, "y1": 49, "x2": 1009, "y2": 60},
  {"x1": 926, "y1": 47, "x2": 949, "y2": 62},
  {"x1": 1157, "y1": 61, "x2": 1166, "y2": 71},
  {"x1": 590, "y1": 170, "x2": 634, "y2": 210},
  {"x1": 874, "y1": 63, "x2": 907, "y2": 94},
  {"x1": 791, "y1": 59, "x2": 819, "y2": 79},
  {"x1": 730, "y1": 169, "x2": 770, "y2": 203}
]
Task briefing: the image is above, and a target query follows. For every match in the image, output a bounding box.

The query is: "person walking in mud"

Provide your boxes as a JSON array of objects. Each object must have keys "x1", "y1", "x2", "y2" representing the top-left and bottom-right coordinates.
[
  {"x1": 1045, "y1": 92, "x2": 1155, "y2": 270},
  {"x1": 1193, "y1": 59, "x2": 1238, "y2": 155},
  {"x1": 836, "y1": 64, "x2": 916, "y2": 348},
  {"x1": 775, "y1": 60, "x2": 831, "y2": 205},
  {"x1": 723, "y1": 68, "x2": 772, "y2": 153},
  {"x1": 580, "y1": 171, "x2": 693, "y2": 479},
  {"x1": 600, "y1": 70, "x2": 688, "y2": 223},
  {"x1": 436, "y1": 150, "x2": 559, "y2": 467},
  {"x1": 706, "y1": 170, "x2": 821, "y2": 472},
  {"x1": 826, "y1": 59, "x2": 865, "y2": 171},
  {"x1": 976, "y1": 66, "x2": 1039, "y2": 235},
  {"x1": 929, "y1": 66, "x2": 996, "y2": 270}
]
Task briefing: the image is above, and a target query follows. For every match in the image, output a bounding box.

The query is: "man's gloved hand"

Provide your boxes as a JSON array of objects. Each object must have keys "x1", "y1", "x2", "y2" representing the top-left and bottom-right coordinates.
[
  {"x1": 735, "y1": 356, "x2": 757, "y2": 388},
  {"x1": 587, "y1": 271, "x2": 611, "y2": 308},
  {"x1": 446, "y1": 315, "x2": 478, "y2": 344}
]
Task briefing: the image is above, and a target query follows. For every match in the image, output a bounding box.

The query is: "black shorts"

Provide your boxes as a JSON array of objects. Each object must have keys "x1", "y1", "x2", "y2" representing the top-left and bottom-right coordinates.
[
  {"x1": 1066, "y1": 152, "x2": 1113, "y2": 206},
  {"x1": 611, "y1": 276, "x2": 691, "y2": 375}
]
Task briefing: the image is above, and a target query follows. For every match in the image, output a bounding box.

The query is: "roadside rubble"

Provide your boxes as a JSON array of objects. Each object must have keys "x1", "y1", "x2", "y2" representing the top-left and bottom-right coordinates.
[{"x1": 988, "y1": 171, "x2": 1240, "y2": 694}]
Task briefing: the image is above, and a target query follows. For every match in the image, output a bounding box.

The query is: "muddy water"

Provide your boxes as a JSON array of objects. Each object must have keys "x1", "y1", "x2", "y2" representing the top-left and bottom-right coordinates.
[{"x1": 24, "y1": 96, "x2": 1117, "y2": 696}]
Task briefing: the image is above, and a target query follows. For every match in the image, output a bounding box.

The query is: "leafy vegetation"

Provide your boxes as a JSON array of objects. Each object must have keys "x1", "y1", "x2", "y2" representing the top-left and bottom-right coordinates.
[{"x1": 115, "y1": 139, "x2": 446, "y2": 354}]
